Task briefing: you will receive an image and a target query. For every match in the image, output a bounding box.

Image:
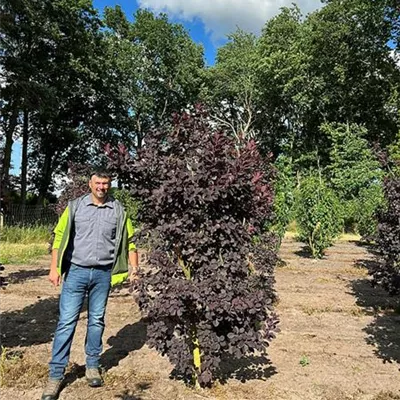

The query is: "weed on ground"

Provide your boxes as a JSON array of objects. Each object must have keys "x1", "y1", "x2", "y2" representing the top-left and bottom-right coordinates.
[{"x1": 0, "y1": 347, "x2": 48, "y2": 388}]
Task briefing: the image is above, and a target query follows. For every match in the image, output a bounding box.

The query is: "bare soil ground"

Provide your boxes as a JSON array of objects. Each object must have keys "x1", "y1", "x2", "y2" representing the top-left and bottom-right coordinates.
[{"x1": 1, "y1": 239, "x2": 400, "y2": 400}]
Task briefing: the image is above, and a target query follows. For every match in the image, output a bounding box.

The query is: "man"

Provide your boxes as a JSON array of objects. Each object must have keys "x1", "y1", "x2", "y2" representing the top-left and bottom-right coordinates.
[{"x1": 41, "y1": 170, "x2": 139, "y2": 400}]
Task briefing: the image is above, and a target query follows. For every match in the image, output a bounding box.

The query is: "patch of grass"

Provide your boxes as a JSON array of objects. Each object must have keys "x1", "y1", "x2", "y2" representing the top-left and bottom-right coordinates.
[
  {"x1": 339, "y1": 266, "x2": 369, "y2": 277},
  {"x1": 276, "y1": 263, "x2": 300, "y2": 271},
  {"x1": 283, "y1": 231, "x2": 297, "y2": 239},
  {"x1": 301, "y1": 304, "x2": 366, "y2": 316},
  {"x1": 315, "y1": 277, "x2": 337, "y2": 284},
  {"x1": 0, "y1": 243, "x2": 48, "y2": 264},
  {"x1": 0, "y1": 225, "x2": 52, "y2": 244},
  {"x1": 103, "y1": 369, "x2": 156, "y2": 388},
  {"x1": 299, "y1": 355, "x2": 310, "y2": 367},
  {"x1": 338, "y1": 232, "x2": 361, "y2": 241},
  {"x1": 286, "y1": 220, "x2": 297, "y2": 233},
  {"x1": 372, "y1": 392, "x2": 400, "y2": 400},
  {"x1": 0, "y1": 347, "x2": 47, "y2": 388},
  {"x1": 301, "y1": 305, "x2": 334, "y2": 315},
  {"x1": 348, "y1": 306, "x2": 365, "y2": 317},
  {"x1": 351, "y1": 364, "x2": 363, "y2": 373}
]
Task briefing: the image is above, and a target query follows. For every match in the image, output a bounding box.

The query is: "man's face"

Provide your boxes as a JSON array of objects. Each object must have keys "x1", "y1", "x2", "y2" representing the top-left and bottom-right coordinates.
[{"x1": 89, "y1": 175, "x2": 111, "y2": 201}]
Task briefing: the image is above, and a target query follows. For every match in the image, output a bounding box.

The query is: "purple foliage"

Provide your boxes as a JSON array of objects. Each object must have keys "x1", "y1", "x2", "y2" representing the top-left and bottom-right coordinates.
[
  {"x1": 107, "y1": 108, "x2": 279, "y2": 386},
  {"x1": 373, "y1": 177, "x2": 400, "y2": 294}
]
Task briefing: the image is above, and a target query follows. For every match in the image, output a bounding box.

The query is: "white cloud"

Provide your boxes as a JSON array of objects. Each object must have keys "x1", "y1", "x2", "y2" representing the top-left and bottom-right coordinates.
[
  {"x1": 390, "y1": 49, "x2": 400, "y2": 69},
  {"x1": 137, "y1": 0, "x2": 323, "y2": 41}
]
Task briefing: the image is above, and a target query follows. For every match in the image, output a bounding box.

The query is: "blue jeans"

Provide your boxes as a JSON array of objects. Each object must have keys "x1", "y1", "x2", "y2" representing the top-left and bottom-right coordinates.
[{"x1": 49, "y1": 263, "x2": 111, "y2": 379}]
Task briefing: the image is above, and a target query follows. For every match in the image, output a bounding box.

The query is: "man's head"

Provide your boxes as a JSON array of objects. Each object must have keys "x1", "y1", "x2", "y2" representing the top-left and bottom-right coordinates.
[{"x1": 89, "y1": 169, "x2": 112, "y2": 203}]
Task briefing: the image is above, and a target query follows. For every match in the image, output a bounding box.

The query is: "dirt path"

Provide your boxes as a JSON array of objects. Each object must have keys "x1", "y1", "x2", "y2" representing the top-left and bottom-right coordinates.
[{"x1": 1, "y1": 239, "x2": 399, "y2": 400}]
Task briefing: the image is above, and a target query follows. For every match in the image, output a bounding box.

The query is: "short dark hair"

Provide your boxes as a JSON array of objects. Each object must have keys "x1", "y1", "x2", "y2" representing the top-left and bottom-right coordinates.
[{"x1": 90, "y1": 169, "x2": 112, "y2": 180}]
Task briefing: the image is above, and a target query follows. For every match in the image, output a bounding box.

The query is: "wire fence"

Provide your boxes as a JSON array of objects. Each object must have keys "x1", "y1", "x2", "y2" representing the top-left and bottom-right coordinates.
[{"x1": 1, "y1": 204, "x2": 58, "y2": 227}]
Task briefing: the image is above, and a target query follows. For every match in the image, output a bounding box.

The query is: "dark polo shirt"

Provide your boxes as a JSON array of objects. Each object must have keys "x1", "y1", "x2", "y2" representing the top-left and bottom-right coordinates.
[{"x1": 65, "y1": 194, "x2": 117, "y2": 267}]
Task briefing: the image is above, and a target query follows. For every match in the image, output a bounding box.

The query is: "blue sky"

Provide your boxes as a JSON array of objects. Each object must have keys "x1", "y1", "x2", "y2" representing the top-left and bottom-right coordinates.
[
  {"x1": 94, "y1": 0, "x2": 219, "y2": 65},
  {"x1": 93, "y1": 0, "x2": 324, "y2": 66}
]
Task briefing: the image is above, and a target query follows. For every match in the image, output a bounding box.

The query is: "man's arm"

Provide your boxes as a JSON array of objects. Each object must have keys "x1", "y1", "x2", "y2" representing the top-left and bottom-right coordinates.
[
  {"x1": 126, "y1": 217, "x2": 139, "y2": 281},
  {"x1": 49, "y1": 249, "x2": 61, "y2": 286},
  {"x1": 129, "y1": 250, "x2": 139, "y2": 282},
  {"x1": 49, "y1": 207, "x2": 69, "y2": 287}
]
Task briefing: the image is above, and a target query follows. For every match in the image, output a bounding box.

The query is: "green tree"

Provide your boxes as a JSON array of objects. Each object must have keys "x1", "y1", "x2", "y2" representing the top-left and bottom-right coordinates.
[
  {"x1": 256, "y1": 1, "x2": 400, "y2": 160},
  {"x1": 295, "y1": 174, "x2": 343, "y2": 258},
  {"x1": 256, "y1": 6, "x2": 305, "y2": 155},
  {"x1": 203, "y1": 29, "x2": 260, "y2": 141},
  {"x1": 103, "y1": 7, "x2": 204, "y2": 150},
  {"x1": 324, "y1": 122, "x2": 384, "y2": 234},
  {"x1": 269, "y1": 153, "x2": 296, "y2": 243},
  {"x1": 1, "y1": 0, "x2": 105, "y2": 204}
]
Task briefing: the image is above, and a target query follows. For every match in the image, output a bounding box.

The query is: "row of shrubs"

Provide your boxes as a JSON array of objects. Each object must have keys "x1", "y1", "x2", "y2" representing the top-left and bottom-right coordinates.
[
  {"x1": 270, "y1": 171, "x2": 384, "y2": 258},
  {"x1": 270, "y1": 123, "x2": 388, "y2": 259}
]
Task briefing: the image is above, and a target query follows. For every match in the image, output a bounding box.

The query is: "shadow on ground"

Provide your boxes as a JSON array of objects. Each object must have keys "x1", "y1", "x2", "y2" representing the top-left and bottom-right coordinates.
[
  {"x1": 351, "y1": 277, "x2": 400, "y2": 365},
  {"x1": 170, "y1": 353, "x2": 277, "y2": 385},
  {"x1": 0, "y1": 297, "x2": 59, "y2": 347},
  {"x1": 218, "y1": 354, "x2": 277, "y2": 383},
  {"x1": 101, "y1": 320, "x2": 147, "y2": 371},
  {"x1": 7, "y1": 268, "x2": 48, "y2": 284},
  {"x1": 63, "y1": 363, "x2": 86, "y2": 387},
  {"x1": 293, "y1": 245, "x2": 314, "y2": 259}
]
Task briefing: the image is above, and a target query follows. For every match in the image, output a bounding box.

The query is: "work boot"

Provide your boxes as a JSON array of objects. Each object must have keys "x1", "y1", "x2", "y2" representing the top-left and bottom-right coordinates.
[
  {"x1": 41, "y1": 378, "x2": 63, "y2": 400},
  {"x1": 85, "y1": 367, "x2": 103, "y2": 387}
]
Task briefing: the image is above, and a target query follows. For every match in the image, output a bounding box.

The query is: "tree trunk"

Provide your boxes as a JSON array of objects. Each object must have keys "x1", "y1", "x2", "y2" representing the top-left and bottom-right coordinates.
[
  {"x1": 1, "y1": 105, "x2": 20, "y2": 198},
  {"x1": 37, "y1": 147, "x2": 53, "y2": 206},
  {"x1": 21, "y1": 109, "x2": 29, "y2": 205}
]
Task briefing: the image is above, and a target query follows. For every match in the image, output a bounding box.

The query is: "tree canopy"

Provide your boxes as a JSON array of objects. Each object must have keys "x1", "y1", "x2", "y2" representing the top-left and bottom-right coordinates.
[{"x1": 0, "y1": 0, "x2": 399, "y2": 211}]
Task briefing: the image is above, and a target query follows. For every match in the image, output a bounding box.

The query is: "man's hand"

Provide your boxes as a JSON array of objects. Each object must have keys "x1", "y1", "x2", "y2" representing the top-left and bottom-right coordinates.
[
  {"x1": 48, "y1": 268, "x2": 61, "y2": 287},
  {"x1": 128, "y1": 250, "x2": 139, "y2": 284},
  {"x1": 49, "y1": 249, "x2": 60, "y2": 287},
  {"x1": 129, "y1": 269, "x2": 139, "y2": 283}
]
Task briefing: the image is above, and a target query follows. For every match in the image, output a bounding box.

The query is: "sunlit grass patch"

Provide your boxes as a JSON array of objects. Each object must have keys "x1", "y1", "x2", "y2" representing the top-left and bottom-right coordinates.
[
  {"x1": 338, "y1": 232, "x2": 361, "y2": 241},
  {"x1": 372, "y1": 392, "x2": 400, "y2": 400},
  {"x1": 0, "y1": 243, "x2": 48, "y2": 264},
  {"x1": 301, "y1": 304, "x2": 366, "y2": 316},
  {"x1": 283, "y1": 224, "x2": 362, "y2": 243},
  {"x1": 339, "y1": 266, "x2": 369, "y2": 277},
  {"x1": 0, "y1": 347, "x2": 47, "y2": 388},
  {"x1": 0, "y1": 225, "x2": 52, "y2": 244},
  {"x1": 103, "y1": 369, "x2": 157, "y2": 395}
]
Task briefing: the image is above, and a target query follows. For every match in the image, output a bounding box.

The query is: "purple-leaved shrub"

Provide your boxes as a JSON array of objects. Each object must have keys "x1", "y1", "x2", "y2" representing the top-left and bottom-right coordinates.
[
  {"x1": 107, "y1": 108, "x2": 279, "y2": 387},
  {"x1": 372, "y1": 177, "x2": 400, "y2": 294}
]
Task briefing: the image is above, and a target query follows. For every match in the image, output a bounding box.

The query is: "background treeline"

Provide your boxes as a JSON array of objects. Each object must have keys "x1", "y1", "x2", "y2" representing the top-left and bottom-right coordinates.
[{"x1": 1, "y1": 0, "x2": 399, "y2": 238}]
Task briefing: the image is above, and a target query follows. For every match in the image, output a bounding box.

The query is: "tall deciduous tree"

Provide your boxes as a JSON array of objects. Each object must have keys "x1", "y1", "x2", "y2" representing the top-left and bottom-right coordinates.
[
  {"x1": 1, "y1": 0, "x2": 105, "y2": 204},
  {"x1": 256, "y1": 1, "x2": 400, "y2": 161},
  {"x1": 103, "y1": 7, "x2": 204, "y2": 150},
  {"x1": 256, "y1": 6, "x2": 305, "y2": 155},
  {"x1": 203, "y1": 29, "x2": 260, "y2": 141}
]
